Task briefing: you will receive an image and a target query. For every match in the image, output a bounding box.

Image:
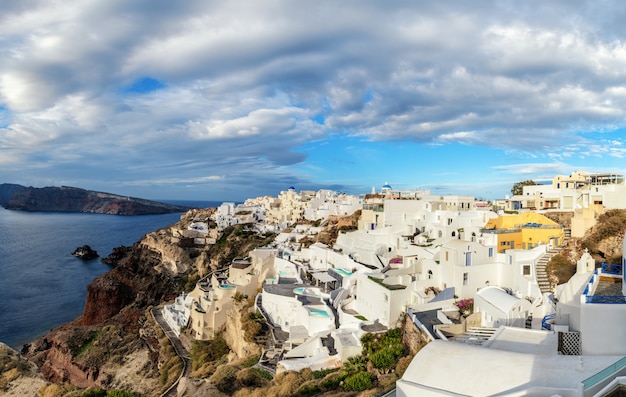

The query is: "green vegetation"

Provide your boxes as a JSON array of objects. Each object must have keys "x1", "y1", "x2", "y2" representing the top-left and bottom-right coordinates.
[
  {"x1": 210, "y1": 365, "x2": 239, "y2": 394},
  {"x1": 232, "y1": 291, "x2": 248, "y2": 302},
  {"x1": 67, "y1": 329, "x2": 102, "y2": 357},
  {"x1": 343, "y1": 371, "x2": 375, "y2": 391},
  {"x1": 511, "y1": 179, "x2": 538, "y2": 196},
  {"x1": 226, "y1": 328, "x2": 411, "y2": 396},
  {"x1": 242, "y1": 311, "x2": 264, "y2": 342},
  {"x1": 547, "y1": 254, "x2": 576, "y2": 284},
  {"x1": 368, "y1": 276, "x2": 407, "y2": 290},
  {"x1": 190, "y1": 334, "x2": 230, "y2": 374}
]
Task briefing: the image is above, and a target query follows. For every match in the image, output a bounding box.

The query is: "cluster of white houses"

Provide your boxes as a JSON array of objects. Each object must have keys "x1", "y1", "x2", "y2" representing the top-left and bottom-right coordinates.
[{"x1": 162, "y1": 174, "x2": 626, "y2": 396}]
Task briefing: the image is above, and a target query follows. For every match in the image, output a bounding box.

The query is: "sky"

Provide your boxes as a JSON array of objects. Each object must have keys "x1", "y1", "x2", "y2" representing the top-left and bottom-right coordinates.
[{"x1": 2, "y1": 1, "x2": 626, "y2": 202}]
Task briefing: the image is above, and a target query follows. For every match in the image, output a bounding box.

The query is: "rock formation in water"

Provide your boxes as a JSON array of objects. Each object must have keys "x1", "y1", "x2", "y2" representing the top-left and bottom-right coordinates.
[
  {"x1": 71, "y1": 245, "x2": 99, "y2": 260},
  {"x1": 2, "y1": 185, "x2": 190, "y2": 215}
]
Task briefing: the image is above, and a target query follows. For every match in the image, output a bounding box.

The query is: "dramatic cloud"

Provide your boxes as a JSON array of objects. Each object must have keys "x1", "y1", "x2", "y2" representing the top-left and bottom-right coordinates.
[{"x1": 1, "y1": 0, "x2": 626, "y2": 200}]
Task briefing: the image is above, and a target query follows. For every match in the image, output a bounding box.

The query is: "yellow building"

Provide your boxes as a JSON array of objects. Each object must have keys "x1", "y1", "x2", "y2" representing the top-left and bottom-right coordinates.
[{"x1": 482, "y1": 212, "x2": 564, "y2": 252}]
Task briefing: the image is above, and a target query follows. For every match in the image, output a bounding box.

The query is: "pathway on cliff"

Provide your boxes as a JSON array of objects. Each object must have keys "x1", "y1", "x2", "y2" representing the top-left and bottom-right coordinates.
[{"x1": 151, "y1": 307, "x2": 191, "y2": 397}]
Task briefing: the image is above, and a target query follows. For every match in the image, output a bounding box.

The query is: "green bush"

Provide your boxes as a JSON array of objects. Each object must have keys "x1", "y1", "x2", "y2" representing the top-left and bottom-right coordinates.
[
  {"x1": 251, "y1": 367, "x2": 273, "y2": 381},
  {"x1": 82, "y1": 389, "x2": 106, "y2": 397},
  {"x1": 313, "y1": 367, "x2": 339, "y2": 379},
  {"x1": 343, "y1": 355, "x2": 367, "y2": 375},
  {"x1": 343, "y1": 371, "x2": 375, "y2": 392},
  {"x1": 547, "y1": 254, "x2": 575, "y2": 284},
  {"x1": 236, "y1": 367, "x2": 270, "y2": 388},
  {"x1": 370, "y1": 348, "x2": 398, "y2": 374},
  {"x1": 243, "y1": 355, "x2": 260, "y2": 368},
  {"x1": 190, "y1": 335, "x2": 230, "y2": 370},
  {"x1": 210, "y1": 365, "x2": 238, "y2": 394},
  {"x1": 106, "y1": 391, "x2": 136, "y2": 397},
  {"x1": 320, "y1": 372, "x2": 347, "y2": 390}
]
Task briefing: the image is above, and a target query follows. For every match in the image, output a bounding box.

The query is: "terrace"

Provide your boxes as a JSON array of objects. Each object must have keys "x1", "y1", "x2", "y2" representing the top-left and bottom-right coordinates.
[{"x1": 582, "y1": 265, "x2": 625, "y2": 304}]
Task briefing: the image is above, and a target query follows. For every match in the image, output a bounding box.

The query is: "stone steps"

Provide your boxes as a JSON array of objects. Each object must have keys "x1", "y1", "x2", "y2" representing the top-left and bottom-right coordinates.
[{"x1": 534, "y1": 228, "x2": 570, "y2": 295}]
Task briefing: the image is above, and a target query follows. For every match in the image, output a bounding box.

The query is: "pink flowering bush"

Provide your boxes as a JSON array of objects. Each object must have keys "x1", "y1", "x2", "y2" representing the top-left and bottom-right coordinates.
[{"x1": 456, "y1": 298, "x2": 474, "y2": 313}]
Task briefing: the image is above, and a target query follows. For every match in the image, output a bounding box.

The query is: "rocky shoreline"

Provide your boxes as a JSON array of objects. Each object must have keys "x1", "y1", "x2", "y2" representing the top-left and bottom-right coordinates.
[{"x1": 5, "y1": 207, "x2": 271, "y2": 395}]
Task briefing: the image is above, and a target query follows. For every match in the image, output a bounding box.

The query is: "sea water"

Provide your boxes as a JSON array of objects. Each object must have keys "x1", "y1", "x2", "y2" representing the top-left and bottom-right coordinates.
[{"x1": 0, "y1": 203, "x2": 217, "y2": 349}]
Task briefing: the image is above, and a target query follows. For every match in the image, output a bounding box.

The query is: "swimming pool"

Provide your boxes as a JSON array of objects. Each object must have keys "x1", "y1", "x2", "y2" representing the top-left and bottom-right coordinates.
[
  {"x1": 334, "y1": 268, "x2": 353, "y2": 277},
  {"x1": 308, "y1": 308, "x2": 330, "y2": 317},
  {"x1": 293, "y1": 287, "x2": 322, "y2": 298}
]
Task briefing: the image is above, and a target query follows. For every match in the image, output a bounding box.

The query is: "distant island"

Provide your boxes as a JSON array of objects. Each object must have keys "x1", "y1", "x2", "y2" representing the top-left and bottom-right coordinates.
[{"x1": 0, "y1": 184, "x2": 191, "y2": 215}]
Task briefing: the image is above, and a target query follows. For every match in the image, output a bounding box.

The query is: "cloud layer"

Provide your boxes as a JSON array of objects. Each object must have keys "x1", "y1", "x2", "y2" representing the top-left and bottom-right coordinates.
[{"x1": 1, "y1": 1, "x2": 626, "y2": 199}]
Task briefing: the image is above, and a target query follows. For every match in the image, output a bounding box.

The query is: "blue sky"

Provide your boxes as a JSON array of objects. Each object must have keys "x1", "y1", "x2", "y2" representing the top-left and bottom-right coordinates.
[{"x1": 2, "y1": 1, "x2": 626, "y2": 201}]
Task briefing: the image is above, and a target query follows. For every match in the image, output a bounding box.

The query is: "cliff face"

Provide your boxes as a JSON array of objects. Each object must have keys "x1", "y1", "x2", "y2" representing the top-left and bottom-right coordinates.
[
  {"x1": 23, "y1": 234, "x2": 186, "y2": 393},
  {"x1": 21, "y1": 207, "x2": 275, "y2": 395},
  {"x1": 3, "y1": 185, "x2": 189, "y2": 215},
  {"x1": 0, "y1": 183, "x2": 26, "y2": 205}
]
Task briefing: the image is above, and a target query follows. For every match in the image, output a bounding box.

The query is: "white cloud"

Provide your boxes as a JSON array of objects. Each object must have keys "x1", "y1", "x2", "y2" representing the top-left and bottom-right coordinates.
[{"x1": 2, "y1": 1, "x2": 626, "y2": 198}]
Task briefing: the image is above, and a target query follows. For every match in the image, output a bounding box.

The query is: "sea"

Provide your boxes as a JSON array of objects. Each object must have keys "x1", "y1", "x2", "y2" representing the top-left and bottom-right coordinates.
[{"x1": 0, "y1": 201, "x2": 220, "y2": 349}]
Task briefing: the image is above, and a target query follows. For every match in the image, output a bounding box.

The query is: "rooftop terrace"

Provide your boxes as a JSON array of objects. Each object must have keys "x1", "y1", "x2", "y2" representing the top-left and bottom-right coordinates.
[{"x1": 584, "y1": 267, "x2": 625, "y2": 304}]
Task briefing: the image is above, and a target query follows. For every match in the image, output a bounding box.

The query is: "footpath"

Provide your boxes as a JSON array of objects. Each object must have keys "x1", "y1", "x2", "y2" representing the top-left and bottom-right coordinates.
[{"x1": 151, "y1": 307, "x2": 191, "y2": 397}]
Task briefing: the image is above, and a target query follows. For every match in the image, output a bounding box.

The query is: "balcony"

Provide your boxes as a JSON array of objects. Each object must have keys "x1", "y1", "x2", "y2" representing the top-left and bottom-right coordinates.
[{"x1": 582, "y1": 269, "x2": 625, "y2": 304}]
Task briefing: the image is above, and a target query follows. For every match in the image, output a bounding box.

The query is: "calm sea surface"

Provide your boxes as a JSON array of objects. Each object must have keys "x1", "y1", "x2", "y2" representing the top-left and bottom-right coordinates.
[{"x1": 0, "y1": 202, "x2": 219, "y2": 349}]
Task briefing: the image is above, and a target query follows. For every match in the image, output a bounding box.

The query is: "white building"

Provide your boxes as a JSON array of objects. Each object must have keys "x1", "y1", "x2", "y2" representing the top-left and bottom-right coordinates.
[
  {"x1": 161, "y1": 293, "x2": 194, "y2": 336},
  {"x1": 474, "y1": 286, "x2": 532, "y2": 328},
  {"x1": 555, "y1": 248, "x2": 626, "y2": 355},
  {"x1": 396, "y1": 328, "x2": 625, "y2": 397},
  {"x1": 261, "y1": 284, "x2": 335, "y2": 337}
]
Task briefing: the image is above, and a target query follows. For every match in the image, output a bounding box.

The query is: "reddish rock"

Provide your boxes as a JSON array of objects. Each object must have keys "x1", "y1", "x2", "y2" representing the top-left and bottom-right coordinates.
[{"x1": 82, "y1": 275, "x2": 135, "y2": 326}]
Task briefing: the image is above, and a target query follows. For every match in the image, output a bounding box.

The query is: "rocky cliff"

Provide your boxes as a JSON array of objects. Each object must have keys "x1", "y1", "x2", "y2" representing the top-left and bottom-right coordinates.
[
  {"x1": 0, "y1": 183, "x2": 26, "y2": 205},
  {"x1": 20, "y1": 208, "x2": 274, "y2": 395},
  {"x1": 2, "y1": 185, "x2": 190, "y2": 215}
]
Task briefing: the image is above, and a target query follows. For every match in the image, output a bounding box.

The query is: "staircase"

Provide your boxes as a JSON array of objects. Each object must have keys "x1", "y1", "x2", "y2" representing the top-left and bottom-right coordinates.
[
  {"x1": 535, "y1": 228, "x2": 570, "y2": 294},
  {"x1": 452, "y1": 327, "x2": 498, "y2": 346}
]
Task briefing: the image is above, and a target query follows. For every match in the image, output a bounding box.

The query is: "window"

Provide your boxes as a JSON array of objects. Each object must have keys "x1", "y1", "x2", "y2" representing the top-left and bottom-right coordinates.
[
  {"x1": 523, "y1": 265, "x2": 531, "y2": 276},
  {"x1": 384, "y1": 294, "x2": 388, "y2": 303},
  {"x1": 463, "y1": 272, "x2": 469, "y2": 285},
  {"x1": 488, "y1": 248, "x2": 493, "y2": 257},
  {"x1": 445, "y1": 251, "x2": 449, "y2": 261}
]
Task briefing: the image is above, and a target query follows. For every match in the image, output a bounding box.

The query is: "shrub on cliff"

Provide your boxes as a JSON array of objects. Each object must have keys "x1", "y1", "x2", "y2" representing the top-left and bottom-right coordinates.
[
  {"x1": 343, "y1": 371, "x2": 375, "y2": 392},
  {"x1": 547, "y1": 254, "x2": 575, "y2": 284},
  {"x1": 210, "y1": 365, "x2": 238, "y2": 394},
  {"x1": 190, "y1": 334, "x2": 229, "y2": 369},
  {"x1": 241, "y1": 311, "x2": 263, "y2": 342}
]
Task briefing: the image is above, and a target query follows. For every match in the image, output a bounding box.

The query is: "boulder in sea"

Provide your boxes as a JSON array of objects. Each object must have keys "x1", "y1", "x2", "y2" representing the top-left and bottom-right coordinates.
[{"x1": 72, "y1": 245, "x2": 99, "y2": 260}]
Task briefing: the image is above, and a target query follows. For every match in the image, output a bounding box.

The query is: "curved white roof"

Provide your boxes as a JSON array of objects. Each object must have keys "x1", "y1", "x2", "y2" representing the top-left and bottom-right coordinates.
[
  {"x1": 397, "y1": 340, "x2": 622, "y2": 396},
  {"x1": 476, "y1": 286, "x2": 529, "y2": 313}
]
